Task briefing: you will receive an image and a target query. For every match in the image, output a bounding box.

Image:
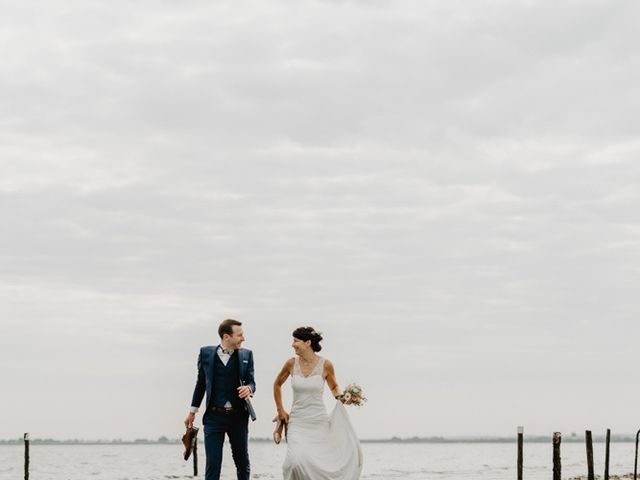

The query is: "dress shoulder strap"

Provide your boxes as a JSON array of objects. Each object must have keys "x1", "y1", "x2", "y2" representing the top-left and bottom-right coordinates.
[
  {"x1": 313, "y1": 356, "x2": 325, "y2": 376},
  {"x1": 292, "y1": 357, "x2": 301, "y2": 376}
]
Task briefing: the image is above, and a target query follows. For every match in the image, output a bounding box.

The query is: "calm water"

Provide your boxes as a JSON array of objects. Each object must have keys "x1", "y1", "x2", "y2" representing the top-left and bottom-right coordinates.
[{"x1": 0, "y1": 442, "x2": 637, "y2": 479}]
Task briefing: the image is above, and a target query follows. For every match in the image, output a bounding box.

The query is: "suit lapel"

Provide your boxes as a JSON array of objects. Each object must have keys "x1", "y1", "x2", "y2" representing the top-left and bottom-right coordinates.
[
  {"x1": 202, "y1": 346, "x2": 215, "y2": 407},
  {"x1": 210, "y1": 345, "x2": 219, "y2": 382},
  {"x1": 237, "y1": 348, "x2": 245, "y2": 381}
]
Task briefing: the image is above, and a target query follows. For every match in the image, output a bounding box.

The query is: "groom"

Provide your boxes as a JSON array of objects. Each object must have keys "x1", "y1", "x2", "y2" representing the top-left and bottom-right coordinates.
[{"x1": 184, "y1": 319, "x2": 256, "y2": 480}]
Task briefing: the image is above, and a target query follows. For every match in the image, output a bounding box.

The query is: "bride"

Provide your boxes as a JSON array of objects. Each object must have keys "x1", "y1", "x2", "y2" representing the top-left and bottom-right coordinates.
[{"x1": 273, "y1": 326, "x2": 363, "y2": 480}]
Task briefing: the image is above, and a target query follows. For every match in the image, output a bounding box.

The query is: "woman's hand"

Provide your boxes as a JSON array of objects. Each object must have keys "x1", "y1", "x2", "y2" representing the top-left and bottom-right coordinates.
[{"x1": 277, "y1": 408, "x2": 290, "y2": 424}]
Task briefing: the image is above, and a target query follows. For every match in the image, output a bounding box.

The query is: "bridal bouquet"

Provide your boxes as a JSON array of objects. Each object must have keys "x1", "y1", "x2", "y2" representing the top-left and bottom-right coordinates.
[{"x1": 340, "y1": 383, "x2": 367, "y2": 406}]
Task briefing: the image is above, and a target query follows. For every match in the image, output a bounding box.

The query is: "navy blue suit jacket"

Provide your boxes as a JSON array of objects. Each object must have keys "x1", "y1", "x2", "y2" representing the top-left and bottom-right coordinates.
[{"x1": 190, "y1": 346, "x2": 256, "y2": 410}]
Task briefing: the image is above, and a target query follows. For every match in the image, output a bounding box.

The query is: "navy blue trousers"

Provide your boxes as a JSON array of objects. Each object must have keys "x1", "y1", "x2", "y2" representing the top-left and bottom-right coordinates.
[{"x1": 202, "y1": 410, "x2": 250, "y2": 480}]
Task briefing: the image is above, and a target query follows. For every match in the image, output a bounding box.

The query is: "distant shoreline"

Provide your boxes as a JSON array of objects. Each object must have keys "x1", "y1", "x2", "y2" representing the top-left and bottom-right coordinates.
[{"x1": 1, "y1": 435, "x2": 637, "y2": 445}]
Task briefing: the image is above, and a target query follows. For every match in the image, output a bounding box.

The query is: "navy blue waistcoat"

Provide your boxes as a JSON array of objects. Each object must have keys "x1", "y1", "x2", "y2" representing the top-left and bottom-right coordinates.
[{"x1": 212, "y1": 353, "x2": 242, "y2": 408}]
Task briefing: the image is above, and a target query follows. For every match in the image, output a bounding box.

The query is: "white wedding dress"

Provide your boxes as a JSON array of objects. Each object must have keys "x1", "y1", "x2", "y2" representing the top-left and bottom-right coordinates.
[{"x1": 283, "y1": 357, "x2": 363, "y2": 480}]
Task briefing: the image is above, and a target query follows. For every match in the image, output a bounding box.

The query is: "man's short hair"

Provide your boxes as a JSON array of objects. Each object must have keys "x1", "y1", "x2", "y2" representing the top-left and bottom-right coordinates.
[{"x1": 218, "y1": 319, "x2": 242, "y2": 339}]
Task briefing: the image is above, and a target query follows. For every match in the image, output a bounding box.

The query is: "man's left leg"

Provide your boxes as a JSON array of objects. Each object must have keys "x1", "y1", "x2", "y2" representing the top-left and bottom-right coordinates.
[{"x1": 227, "y1": 411, "x2": 250, "y2": 480}]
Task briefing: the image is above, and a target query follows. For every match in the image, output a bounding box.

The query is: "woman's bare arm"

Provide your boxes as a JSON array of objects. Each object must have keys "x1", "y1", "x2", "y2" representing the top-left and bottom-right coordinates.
[
  {"x1": 324, "y1": 359, "x2": 343, "y2": 400},
  {"x1": 273, "y1": 358, "x2": 294, "y2": 422}
]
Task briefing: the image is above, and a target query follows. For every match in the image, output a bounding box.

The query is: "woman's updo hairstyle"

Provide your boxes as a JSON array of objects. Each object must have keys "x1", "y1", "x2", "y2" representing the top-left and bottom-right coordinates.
[{"x1": 293, "y1": 326, "x2": 323, "y2": 352}]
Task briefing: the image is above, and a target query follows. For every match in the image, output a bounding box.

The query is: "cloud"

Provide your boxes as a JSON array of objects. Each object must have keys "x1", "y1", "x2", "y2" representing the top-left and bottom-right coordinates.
[{"x1": 1, "y1": 0, "x2": 639, "y2": 439}]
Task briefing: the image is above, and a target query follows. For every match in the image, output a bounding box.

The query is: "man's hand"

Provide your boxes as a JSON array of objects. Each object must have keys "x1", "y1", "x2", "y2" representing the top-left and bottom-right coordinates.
[
  {"x1": 184, "y1": 412, "x2": 196, "y2": 429},
  {"x1": 237, "y1": 385, "x2": 252, "y2": 399}
]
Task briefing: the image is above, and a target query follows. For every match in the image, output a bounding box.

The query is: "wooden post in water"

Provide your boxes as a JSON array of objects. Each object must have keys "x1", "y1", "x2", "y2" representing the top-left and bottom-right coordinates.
[
  {"x1": 517, "y1": 426, "x2": 524, "y2": 480},
  {"x1": 585, "y1": 430, "x2": 594, "y2": 480},
  {"x1": 604, "y1": 428, "x2": 611, "y2": 480},
  {"x1": 634, "y1": 429, "x2": 640, "y2": 480},
  {"x1": 553, "y1": 432, "x2": 561, "y2": 480},
  {"x1": 24, "y1": 432, "x2": 29, "y2": 480},
  {"x1": 192, "y1": 436, "x2": 198, "y2": 476}
]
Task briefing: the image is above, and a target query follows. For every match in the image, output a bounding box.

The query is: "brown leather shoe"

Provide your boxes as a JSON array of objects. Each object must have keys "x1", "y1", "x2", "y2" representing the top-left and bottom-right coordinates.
[{"x1": 182, "y1": 426, "x2": 199, "y2": 460}]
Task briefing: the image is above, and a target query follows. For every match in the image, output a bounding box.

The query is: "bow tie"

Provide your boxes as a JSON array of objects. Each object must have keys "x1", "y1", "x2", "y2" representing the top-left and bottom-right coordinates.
[{"x1": 220, "y1": 347, "x2": 234, "y2": 355}]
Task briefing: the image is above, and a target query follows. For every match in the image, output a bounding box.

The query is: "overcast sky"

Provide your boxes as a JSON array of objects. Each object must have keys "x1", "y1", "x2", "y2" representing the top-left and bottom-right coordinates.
[{"x1": 1, "y1": 0, "x2": 639, "y2": 441}]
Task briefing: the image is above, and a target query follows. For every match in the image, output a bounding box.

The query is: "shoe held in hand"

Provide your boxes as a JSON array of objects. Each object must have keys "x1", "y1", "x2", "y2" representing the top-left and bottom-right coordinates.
[{"x1": 181, "y1": 426, "x2": 199, "y2": 460}]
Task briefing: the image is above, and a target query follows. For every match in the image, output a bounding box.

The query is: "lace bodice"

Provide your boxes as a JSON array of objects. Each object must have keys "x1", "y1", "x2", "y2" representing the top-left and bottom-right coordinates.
[
  {"x1": 290, "y1": 356, "x2": 327, "y2": 419},
  {"x1": 293, "y1": 356, "x2": 324, "y2": 378}
]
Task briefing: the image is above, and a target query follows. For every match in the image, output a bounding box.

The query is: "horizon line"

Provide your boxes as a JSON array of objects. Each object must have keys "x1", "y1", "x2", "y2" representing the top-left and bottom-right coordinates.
[{"x1": 2, "y1": 434, "x2": 638, "y2": 445}]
